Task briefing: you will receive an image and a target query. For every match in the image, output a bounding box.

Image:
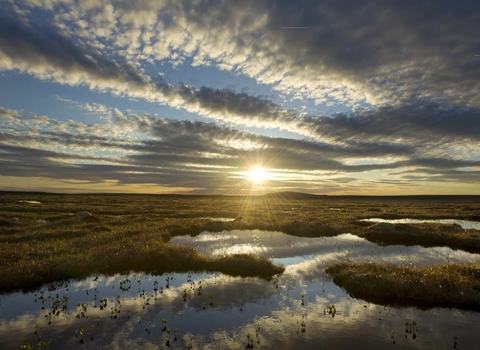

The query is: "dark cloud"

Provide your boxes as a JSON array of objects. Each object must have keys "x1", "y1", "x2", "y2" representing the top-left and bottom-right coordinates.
[
  {"x1": 0, "y1": 11, "x2": 149, "y2": 92},
  {"x1": 298, "y1": 101, "x2": 480, "y2": 144},
  {"x1": 177, "y1": 83, "x2": 297, "y2": 124},
  {"x1": 256, "y1": 0, "x2": 480, "y2": 106}
]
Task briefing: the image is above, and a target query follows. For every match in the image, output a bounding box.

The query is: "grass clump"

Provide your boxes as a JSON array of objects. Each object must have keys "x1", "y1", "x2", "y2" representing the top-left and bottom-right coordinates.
[
  {"x1": 359, "y1": 222, "x2": 480, "y2": 253},
  {"x1": 325, "y1": 262, "x2": 480, "y2": 310},
  {"x1": 211, "y1": 254, "x2": 284, "y2": 279}
]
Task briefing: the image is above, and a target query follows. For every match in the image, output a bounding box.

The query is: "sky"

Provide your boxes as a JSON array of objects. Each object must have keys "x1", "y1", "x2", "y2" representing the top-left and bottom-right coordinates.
[{"x1": 0, "y1": 0, "x2": 479, "y2": 195}]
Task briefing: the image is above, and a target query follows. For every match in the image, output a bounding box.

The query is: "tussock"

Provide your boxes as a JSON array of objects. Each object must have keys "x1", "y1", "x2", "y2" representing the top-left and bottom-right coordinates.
[{"x1": 325, "y1": 262, "x2": 480, "y2": 310}]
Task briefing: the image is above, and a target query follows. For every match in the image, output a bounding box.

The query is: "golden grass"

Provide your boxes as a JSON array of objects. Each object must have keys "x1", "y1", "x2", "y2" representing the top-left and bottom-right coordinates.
[
  {"x1": 1, "y1": 192, "x2": 479, "y2": 293},
  {"x1": 325, "y1": 262, "x2": 480, "y2": 310},
  {"x1": 358, "y1": 222, "x2": 480, "y2": 253}
]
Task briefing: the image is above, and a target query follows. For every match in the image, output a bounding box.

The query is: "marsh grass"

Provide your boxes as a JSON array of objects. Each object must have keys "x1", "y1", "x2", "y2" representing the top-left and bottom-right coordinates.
[
  {"x1": 1, "y1": 192, "x2": 479, "y2": 293},
  {"x1": 358, "y1": 222, "x2": 480, "y2": 253},
  {"x1": 325, "y1": 262, "x2": 480, "y2": 310}
]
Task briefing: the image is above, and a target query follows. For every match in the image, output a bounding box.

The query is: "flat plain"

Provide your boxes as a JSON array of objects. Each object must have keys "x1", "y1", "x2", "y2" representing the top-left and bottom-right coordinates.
[{"x1": 2, "y1": 192, "x2": 480, "y2": 349}]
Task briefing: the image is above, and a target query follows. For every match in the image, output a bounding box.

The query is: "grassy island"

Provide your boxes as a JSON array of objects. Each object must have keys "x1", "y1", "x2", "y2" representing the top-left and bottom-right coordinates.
[{"x1": 325, "y1": 262, "x2": 480, "y2": 310}]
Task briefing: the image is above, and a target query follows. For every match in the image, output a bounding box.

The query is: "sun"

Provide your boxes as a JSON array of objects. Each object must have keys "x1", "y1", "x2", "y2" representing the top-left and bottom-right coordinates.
[{"x1": 249, "y1": 167, "x2": 267, "y2": 182}]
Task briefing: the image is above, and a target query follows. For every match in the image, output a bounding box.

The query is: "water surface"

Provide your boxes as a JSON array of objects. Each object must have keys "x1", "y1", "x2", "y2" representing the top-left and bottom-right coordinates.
[{"x1": 1, "y1": 230, "x2": 480, "y2": 349}]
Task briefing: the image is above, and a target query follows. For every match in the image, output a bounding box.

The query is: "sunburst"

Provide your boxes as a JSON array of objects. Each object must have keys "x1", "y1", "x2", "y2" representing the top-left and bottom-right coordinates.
[{"x1": 249, "y1": 168, "x2": 267, "y2": 182}]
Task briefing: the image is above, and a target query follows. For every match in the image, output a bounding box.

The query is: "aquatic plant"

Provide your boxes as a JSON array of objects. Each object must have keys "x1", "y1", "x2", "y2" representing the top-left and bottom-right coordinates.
[
  {"x1": 404, "y1": 320, "x2": 418, "y2": 339},
  {"x1": 24, "y1": 325, "x2": 52, "y2": 350},
  {"x1": 119, "y1": 278, "x2": 131, "y2": 291},
  {"x1": 42, "y1": 338, "x2": 52, "y2": 349},
  {"x1": 45, "y1": 311, "x2": 52, "y2": 325},
  {"x1": 76, "y1": 302, "x2": 87, "y2": 318},
  {"x1": 153, "y1": 280, "x2": 159, "y2": 300},
  {"x1": 327, "y1": 304, "x2": 337, "y2": 317},
  {"x1": 161, "y1": 318, "x2": 167, "y2": 332},
  {"x1": 99, "y1": 298, "x2": 107, "y2": 310},
  {"x1": 75, "y1": 328, "x2": 85, "y2": 345},
  {"x1": 297, "y1": 315, "x2": 306, "y2": 333},
  {"x1": 90, "y1": 324, "x2": 96, "y2": 340},
  {"x1": 165, "y1": 276, "x2": 170, "y2": 289},
  {"x1": 183, "y1": 288, "x2": 188, "y2": 302},
  {"x1": 245, "y1": 333, "x2": 254, "y2": 349},
  {"x1": 165, "y1": 327, "x2": 171, "y2": 347}
]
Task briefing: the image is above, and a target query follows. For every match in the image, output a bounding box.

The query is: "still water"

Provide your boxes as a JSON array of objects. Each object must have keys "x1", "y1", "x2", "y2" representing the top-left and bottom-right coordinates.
[
  {"x1": 360, "y1": 218, "x2": 480, "y2": 230},
  {"x1": 1, "y1": 230, "x2": 480, "y2": 349}
]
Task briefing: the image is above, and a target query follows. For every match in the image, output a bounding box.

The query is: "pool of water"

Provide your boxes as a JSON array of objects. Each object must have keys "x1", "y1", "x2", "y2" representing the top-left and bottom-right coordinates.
[
  {"x1": 360, "y1": 218, "x2": 480, "y2": 230},
  {"x1": 1, "y1": 230, "x2": 480, "y2": 349},
  {"x1": 198, "y1": 217, "x2": 235, "y2": 222},
  {"x1": 171, "y1": 230, "x2": 480, "y2": 267}
]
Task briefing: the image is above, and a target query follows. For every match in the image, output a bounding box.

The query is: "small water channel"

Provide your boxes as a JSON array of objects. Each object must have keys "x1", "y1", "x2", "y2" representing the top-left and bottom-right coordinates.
[
  {"x1": 1, "y1": 230, "x2": 480, "y2": 349},
  {"x1": 360, "y1": 218, "x2": 480, "y2": 230}
]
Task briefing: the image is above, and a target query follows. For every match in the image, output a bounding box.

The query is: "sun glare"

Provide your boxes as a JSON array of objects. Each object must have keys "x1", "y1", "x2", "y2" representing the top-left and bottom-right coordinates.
[{"x1": 249, "y1": 168, "x2": 267, "y2": 182}]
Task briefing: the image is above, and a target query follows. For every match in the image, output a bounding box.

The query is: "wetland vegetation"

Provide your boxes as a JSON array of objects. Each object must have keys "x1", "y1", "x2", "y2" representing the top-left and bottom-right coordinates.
[
  {"x1": 325, "y1": 261, "x2": 480, "y2": 310},
  {"x1": 1, "y1": 191, "x2": 480, "y2": 348},
  {"x1": 1, "y1": 192, "x2": 479, "y2": 294}
]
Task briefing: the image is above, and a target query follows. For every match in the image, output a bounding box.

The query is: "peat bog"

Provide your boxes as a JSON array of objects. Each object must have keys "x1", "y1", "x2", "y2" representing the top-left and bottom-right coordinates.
[{"x1": 1, "y1": 192, "x2": 480, "y2": 348}]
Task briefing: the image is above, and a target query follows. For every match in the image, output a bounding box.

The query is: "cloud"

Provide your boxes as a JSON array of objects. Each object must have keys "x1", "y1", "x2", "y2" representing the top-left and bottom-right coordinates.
[
  {"x1": 297, "y1": 101, "x2": 480, "y2": 148},
  {"x1": 18, "y1": 0, "x2": 478, "y2": 108},
  {"x1": 2, "y1": 3, "x2": 479, "y2": 152},
  {"x1": 0, "y1": 106, "x2": 21, "y2": 120},
  {"x1": 54, "y1": 95, "x2": 112, "y2": 118},
  {"x1": 0, "y1": 1, "x2": 479, "y2": 194},
  {"x1": 0, "y1": 12, "x2": 151, "y2": 96},
  {"x1": 1, "y1": 106, "x2": 479, "y2": 194}
]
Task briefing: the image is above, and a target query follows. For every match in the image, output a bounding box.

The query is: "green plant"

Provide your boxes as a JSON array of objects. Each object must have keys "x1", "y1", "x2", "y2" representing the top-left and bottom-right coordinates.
[
  {"x1": 300, "y1": 315, "x2": 306, "y2": 333},
  {"x1": 246, "y1": 333, "x2": 254, "y2": 349},
  {"x1": 162, "y1": 318, "x2": 167, "y2": 332},
  {"x1": 327, "y1": 304, "x2": 337, "y2": 317},
  {"x1": 75, "y1": 328, "x2": 85, "y2": 344}
]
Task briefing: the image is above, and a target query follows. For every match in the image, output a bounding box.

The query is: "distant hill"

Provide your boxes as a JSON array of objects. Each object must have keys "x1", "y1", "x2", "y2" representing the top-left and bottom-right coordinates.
[{"x1": 263, "y1": 191, "x2": 325, "y2": 200}]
